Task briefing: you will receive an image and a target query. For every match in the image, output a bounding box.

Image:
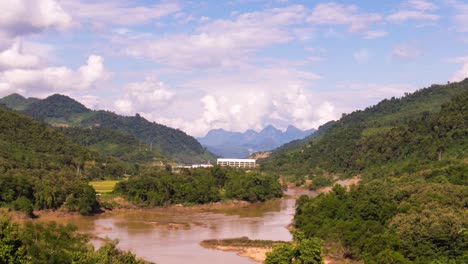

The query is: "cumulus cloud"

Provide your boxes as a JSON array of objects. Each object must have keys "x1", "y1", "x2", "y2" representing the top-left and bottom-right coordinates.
[
  {"x1": 121, "y1": 5, "x2": 307, "y2": 70},
  {"x1": 307, "y1": 2, "x2": 382, "y2": 34},
  {"x1": 332, "y1": 82, "x2": 417, "y2": 111},
  {"x1": 59, "y1": 0, "x2": 181, "y2": 26},
  {"x1": 450, "y1": 57, "x2": 468, "y2": 82},
  {"x1": 0, "y1": 0, "x2": 71, "y2": 48},
  {"x1": 110, "y1": 66, "x2": 327, "y2": 137},
  {"x1": 114, "y1": 77, "x2": 176, "y2": 115},
  {"x1": 0, "y1": 55, "x2": 107, "y2": 97},
  {"x1": 0, "y1": 42, "x2": 41, "y2": 70}
]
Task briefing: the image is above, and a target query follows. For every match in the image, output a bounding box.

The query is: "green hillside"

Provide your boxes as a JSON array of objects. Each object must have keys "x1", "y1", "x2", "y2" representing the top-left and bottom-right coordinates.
[
  {"x1": 0, "y1": 107, "x2": 132, "y2": 215},
  {"x1": 0, "y1": 93, "x2": 39, "y2": 111},
  {"x1": 265, "y1": 81, "x2": 468, "y2": 263},
  {"x1": 79, "y1": 111, "x2": 214, "y2": 164},
  {"x1": 1, "y1": 93, "x2": 215, "y2": 164},
  {"x1": 261, "y1": 80, "x2": 467, "y2": 179},
  {"x1": 58, "y1": 126, "x2": 168, "y2": 164}
]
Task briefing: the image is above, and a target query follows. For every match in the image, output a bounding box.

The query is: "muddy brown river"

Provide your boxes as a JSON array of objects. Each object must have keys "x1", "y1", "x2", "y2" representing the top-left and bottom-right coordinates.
[{"x1": 48, "y1": 189, "x2": 316, "y2": 264}]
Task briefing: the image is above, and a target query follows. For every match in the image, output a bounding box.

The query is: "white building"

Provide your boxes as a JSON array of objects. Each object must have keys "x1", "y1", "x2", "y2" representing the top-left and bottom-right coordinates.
[
  {"x1": 217, "y1": 158, "x2": 256, "y2": 169},
  {"x1": 191, "y1": 164, "x2": 214, "y2": 168}
]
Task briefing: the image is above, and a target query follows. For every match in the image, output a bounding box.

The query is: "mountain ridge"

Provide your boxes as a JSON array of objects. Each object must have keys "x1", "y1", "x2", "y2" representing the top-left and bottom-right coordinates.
[
  {"x1": 198, "y1": 125, "x2": 316, "y2": 158},
  {"x1": 0, "y1": 93, "x2": 215, "y2": 164}
]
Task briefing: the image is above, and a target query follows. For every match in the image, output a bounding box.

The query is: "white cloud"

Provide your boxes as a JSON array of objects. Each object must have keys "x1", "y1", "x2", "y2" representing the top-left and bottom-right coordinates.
[
  {"x1": 122, "y1": 5, "x2": 308, "y2": 70},
  {"x1": 332, "y1": 82, "x2": 417, "y2": 111},
  {"x1": 108, "y1": 66, "x2": 326, "y2": 137},
  {"x1": 59, "y1": 0, "x2": 181, "y2": 26},
  {"x1": 0, "y1": 0, "x2": 71, "y2": 48},
  {"x1": 392, "y1": 42, "x2": 423, "y2": 60},
  {"x1": 0, "y1": 55, "x2": 107, "y2": 98},
  {"x1": 79, "y1": 94, "x2": 100, "y2": 110},
  {"x1": 407, "y1": 0, "x2": 437, "y2": 11},
  {"x1": 307, "y1": 2, "x2": 382, "y2": 34},
  {"x1": 114, "y1": 77, "x2": 175, "y2": 115},
  {"x1": 115, "y1": 99, "x2": 134, "y2": 116},
  {"x1": 353, "y1": 49, "x2": 370, "y2": 63},
  {"x1": 387, "y1": 10, "x2": 439, "y2": 23},
  {"x1": 450, "y1": 58, "x2": 468, "y2": 82},
  {"x1": 0, "y1": 42, "x2": 41, "y2": 70}
]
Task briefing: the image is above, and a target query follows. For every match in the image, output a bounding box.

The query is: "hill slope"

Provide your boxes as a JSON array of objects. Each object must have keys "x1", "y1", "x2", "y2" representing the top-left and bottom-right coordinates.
[
  {"x1": 0, "y1": 93, "x2": 39, "y2": 111},
  {"x1": 261, "y1": 80, "x2": 467, "y2": 178},
  {"x1": 2, "y1": 93, "x2": 214, "y2": 164},
  {"x1": 0, "y1": 107, "x2": 133, "y2": 214},
  {"x1": 292, "y1": 85, "x2": 467, "y2": 263}
]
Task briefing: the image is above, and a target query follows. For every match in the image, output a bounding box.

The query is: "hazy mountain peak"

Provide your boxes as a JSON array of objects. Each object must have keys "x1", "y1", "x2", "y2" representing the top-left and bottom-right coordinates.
[
  {"x1": 286, "y1": 125, "x2": 301, "y2": 133},
  {"x1": 200, "y1": 124, "x2": 315, "y2": 158}
]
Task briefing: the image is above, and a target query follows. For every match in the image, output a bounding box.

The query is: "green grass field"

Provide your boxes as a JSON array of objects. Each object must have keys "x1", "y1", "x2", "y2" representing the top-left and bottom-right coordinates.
[{"x1": 89, "y1": 180, "x2": 120, "y2": 193}]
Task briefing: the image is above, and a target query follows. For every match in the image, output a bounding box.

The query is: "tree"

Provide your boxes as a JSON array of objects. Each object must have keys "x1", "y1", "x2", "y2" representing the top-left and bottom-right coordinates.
[{"x1": 265, "y1": 232, "x2": 323, "y2": 264}]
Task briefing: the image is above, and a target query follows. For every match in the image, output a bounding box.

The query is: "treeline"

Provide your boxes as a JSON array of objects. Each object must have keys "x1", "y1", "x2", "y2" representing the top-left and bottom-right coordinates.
[
  {"x1": 294, "y1": 179, "x2": 467, "y2": 263},
  {"x1": 261, "y1": 80, "x2": 467, "y2": 181},
  {"x1": 0, "y1": 216, "x2": 150, "y2": 263},
  {"x1": 0, "y1": 170, "x2": 99, "y2": 216},
  {"x1": 114, "y1": 167, "x2": 283, "y2": 206}
]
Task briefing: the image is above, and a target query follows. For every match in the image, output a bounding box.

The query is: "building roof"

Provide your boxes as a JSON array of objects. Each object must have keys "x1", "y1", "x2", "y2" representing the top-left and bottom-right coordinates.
[{"x1": 217, "y1": 158, "x2": 256, "y2": 162}]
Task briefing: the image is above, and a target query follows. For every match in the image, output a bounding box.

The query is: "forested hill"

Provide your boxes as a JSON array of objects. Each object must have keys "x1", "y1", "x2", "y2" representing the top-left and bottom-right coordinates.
[
  {"x1": 1, "y1": 93, "x2": 215, "y2": 163},
  {"x1": 261, "y1": 80, "x2": 467, "y2": 179},
  {"x1": 0, "y1": 93, "x2": 39, "y2": 111},
  {"x1": 290, "y1": 84, "x2": 467, "y2": 263},
  {"x1": 0, "y1": 107, "x2": 134, "y2": 215},
  {"x1": 0, "y1": 107, "x2": 130, "y2": 178}
]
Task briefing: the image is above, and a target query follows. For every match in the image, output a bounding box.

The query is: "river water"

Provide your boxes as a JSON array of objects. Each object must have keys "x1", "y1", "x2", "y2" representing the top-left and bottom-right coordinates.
[{"x1": 51, "y1": 188, "x2": 316, "y2": 264}]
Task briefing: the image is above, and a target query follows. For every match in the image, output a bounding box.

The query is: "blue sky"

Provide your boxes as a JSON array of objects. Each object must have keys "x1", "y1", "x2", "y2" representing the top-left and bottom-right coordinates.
[{"x1": 0, "y1": 0, "x2": 467, "y2": 136}]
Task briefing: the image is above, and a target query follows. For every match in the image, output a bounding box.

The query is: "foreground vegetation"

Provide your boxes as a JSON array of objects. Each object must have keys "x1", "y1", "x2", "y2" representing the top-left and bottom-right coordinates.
[
  {"x1": 265, "y1": 231, "x2": 323, "y2": 264},
  {"x1": 295, "y1": 181, "x2": 467, "y2": 264},
  {"x1": 0, "y1": 216, "x2": 150, "y2": 263},
  {"x1": 114, "y1": 167, "x2": 283, "y2": 206},
  {"x1": 264, "y1": 82, "x2": 468, "y2": 263}
]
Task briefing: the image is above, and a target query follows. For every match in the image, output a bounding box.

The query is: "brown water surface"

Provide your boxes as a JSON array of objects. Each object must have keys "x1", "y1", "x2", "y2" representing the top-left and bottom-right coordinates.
[{"x1": 48, "y1": 188, "x2": 316, "y2": 264}]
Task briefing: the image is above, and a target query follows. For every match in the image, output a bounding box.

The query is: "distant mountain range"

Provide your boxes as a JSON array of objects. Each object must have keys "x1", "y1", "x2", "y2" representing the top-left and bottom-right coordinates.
[
  {"x1": 198, "y1": 125, "x2": 316, "y2": 158},
  {"x1": 0, "y1": 93, "x2": 215, "y2": 164}
]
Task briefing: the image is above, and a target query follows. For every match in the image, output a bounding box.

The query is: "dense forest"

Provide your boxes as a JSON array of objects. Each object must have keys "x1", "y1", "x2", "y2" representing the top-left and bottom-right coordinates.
[
  {"x1": 0, "y1": 107, "x2": 134, "y2": 215},
  {"x1": 0, "y1": 216, "x2": 149, "y2": 263},
  {"x1": 57, "y1": 126, "x2": 168, "y2": 165},
  {"x1": 261, "y1": 80, "x2": 467, "y2": 181},
  {"x1": 114, "y1": 167, "x2": 283, "y2": 206},
  {"x1": 265, "y1": 81, "x2": 468, "y2": 263},
  {"x1": 0, "y1": 93, "x2": 215, "y2": 163},
  {"x1": 295, "y1": 181, "x2": 467, "y2": 263}
]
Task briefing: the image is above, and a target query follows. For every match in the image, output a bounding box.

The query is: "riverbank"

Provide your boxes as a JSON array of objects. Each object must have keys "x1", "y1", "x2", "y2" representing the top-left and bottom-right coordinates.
[{"x1": 200, "y1": 237, "x2": 288, "y2": 262}]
